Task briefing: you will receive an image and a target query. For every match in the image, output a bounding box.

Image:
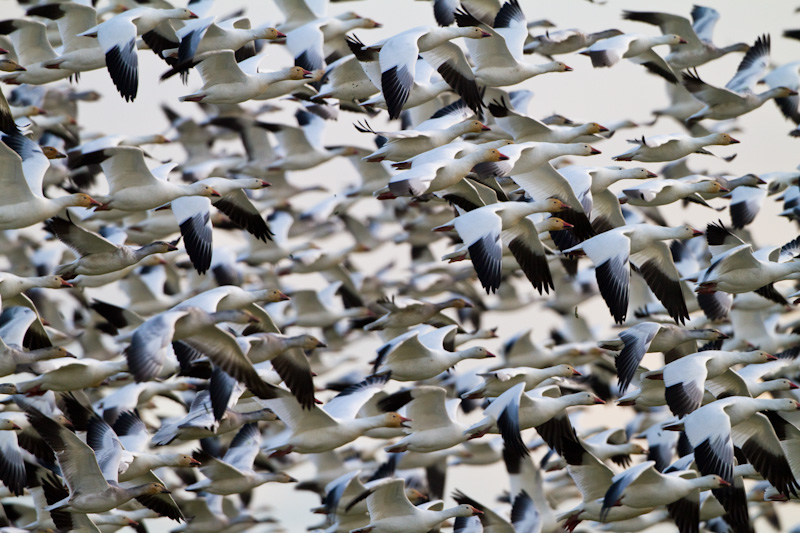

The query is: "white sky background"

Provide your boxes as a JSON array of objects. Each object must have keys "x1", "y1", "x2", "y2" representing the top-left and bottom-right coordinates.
[{"x1": 6, "y1": 0, "x2": 800, "y2": 531}]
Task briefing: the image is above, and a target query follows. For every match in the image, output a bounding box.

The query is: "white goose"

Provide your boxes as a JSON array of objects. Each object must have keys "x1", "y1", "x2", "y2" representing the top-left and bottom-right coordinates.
[
  {"x1": 565, "y1": 224, "x2": 703, "y2": 324},
  {"x1": 658, "y1": 349, "x2": 776, "y2": 417},
  {"x1": 621, "y1": 177, "x2": 727, "y2": 206},
  {"x1": 487, "y1": 97, "x2": 606, "y2": 143},
  {"x1": 350, "y1": 478, "x2": 482, "y2": 533},
  {"x1": 78, "y1": 6, "x2": 198, "y2": 101},
  {"x1": 368, "y1": 25, "x2": 490, "y2": 118},
  {"x1": 0, "y1": 132, "x2": 100, "y2": 230},
  {"x1": 454, "y1": 1, "x2": 574, "y2": 87},
  {"x1": 0, "y1": 19, "x2": 72, "y2": 86},
  {"x1": 622, "y1": 6, "x2": 750, "y2": 69},
  {"x1": 85, "y1": 147, "x2": 220, "y2": 211},
  {"x1": 612, "y1": 132, "x2": 739, "y2": 162},
  {"x1": 579, "y1": 32, "x2": 687, "y2": 83},
  {"x1": 433, "y1": 198, "x2": 571, "y2": 294},
  {"x1": 358, "y1": 119, "x2": 490, "y2": 163},
  {"x1": 372, "y1": 324, "x2": 495, "y2": 381},
  {"x1": 461, "y1": 363, "x2": 581, "y2": 399},
  {"x1": 179, "y1": 50, "x2": 313, "y2": 104},
  {"x1": 682, "y1": 35, "x2": 797, "y2": 123},
  {"x1": 46, "y1": 214, "x2": 177, "y2": 279}
]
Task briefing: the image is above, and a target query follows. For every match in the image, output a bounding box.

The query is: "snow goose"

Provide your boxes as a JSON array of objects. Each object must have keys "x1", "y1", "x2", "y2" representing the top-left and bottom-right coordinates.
[
  {"x1": 464, "y1": 382, "x2": 604, "y2": 442},
  {"x1": 372, "y1": 324, "x2": 495, "y2": 381},
  {"x1": 762, "y1": 60, "x2": 800, "y2": 133},
  {"x1": 487, "y1": 98, "x2": 607, "y2": 143},
  {"x1": 552, "y1": 432, "x2": 653, "y2": 531},
  {"x1": 266, "y1": 109, "x2": 359, "y2": 172},
  {"x1": 349, "y1": 478, "x2": 482, "y2": 533},
  {"x1": 453, "y1": 2, "x2": 574, "y2": 87},
  {"x1": 622, "y1": 6, "x2": 749, "y2": 69},
  {"x1": 380, "y1": 146, "x2": 510, "y2": 199},
  {"x1": 27, "y1": 3, "x2": 106, "y2": 77},
  {"x1": 380, "y1": 385, "x2": 471, "y2": 453},
  {"x1": 666, "y1": 397, "x2": 800, "y2": 509},
  {"x1": 478, "y1": 141, "x2": 601, "y2": 180},
  {"x1": 262, "y1": 386, "x2": 409, "y2": 456},
  {"x1": 461, "y1": 363, "x2": 581, "y2": 399},
  {"x1": 364, "y1": 296, "x2": 472, "y2": 331},
  {"x1": 612, "y1": 132, "x2": 739, "y2": 162},
  {"x1": 565, "y1": 224, "x2": 703, "y2": 324},
  {"x1": 7, "y1": 358, "x2": 128, "y2": 395},
  {"x1": 0, "y1": 417, "x2": 23, "y2": 496},
  {"x1": 45, "y1": 214, "x2": 177, "y2": 279},
  {"x1": 367, "y1": 25, "x2": 489, "y2": 118},
  {"x1": 179, "y1": 50, "x2": 313, "y2": 104},
  {"x1": 524, "y1": 28, "x2": 623, "y2": 57},
  {"x1": 186, "y1": 423, "x2": 296, "y2": 494},
  {"x1": 78, "y1": 6, "x2": 198, "y2": 101},
  {"x1": 599, "y1": 322, "x2": 728, "y2": 392},
  {"x1": 0, "y1": 333, "x2": 72, "y2": 378},
  {"x1": 0, "y1": 19, "x2": 72, "y2": 86},
  {"x1": 83, "y1": 146, "x2": 220, "y2": 211},
  {"x1": 170, "y1": 176, "x2": 271, "y2": 274},
  {"x1": 600, "y1": 460, "x2": 728, "y2": 523},
  {"x1": 578, "y1": 32, "x2": 688, "y2": 83},
  {"x1": 724, "y1": 175, "x2": 768, "y2": 228},
  {"x1": 433, "y1": 199, "x2": 571, "y2": 293},
  {"x1": 312, "y1": 52, "x2": 379, "y2": 106},
  {"x1": 682, "y1": 35, "x2": 797, "y2": 123},
  {"x1": 357, "y1": 119, "x2": 490, "y2": 163},
  {"x1": 620, "y1": 177, "x2": 727, "y2": 206},
  {"x1": 659, "y1": 349, "x2": 776, "y2": 417},
  {"x1": 21, "y1": 405, "x2": 173, "y2": 515},
  {"x1": 286, "y1": 16, "x2": 381, "y2": 74},
  {"x1": 697, "y1": 230, "x2": 800, "y2": 297},
  {"x1": 0, "y1": 132, "x2": 99, "y2": 229},
  {"x1": 163, "y1": 17, "x2": 284, "y2": 78}
]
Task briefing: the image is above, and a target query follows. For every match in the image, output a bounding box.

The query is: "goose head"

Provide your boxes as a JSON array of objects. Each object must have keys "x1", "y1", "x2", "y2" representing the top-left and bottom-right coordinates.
[
  {"x1": 709, "y1": 133, "x2": 740, "y2": 146},
  {"x1": 483, "y1": 148, "x2": 510, "y2": 162},
  {"x1": 383, "y1": 412, "x2": 412, "y2": 428},
  {"x1": 453, "y1": 504, "x2": 484, "y2": 517},
  {"x1": 697, "y1": 474, "x2": 730, "y2": 490},
  {"x1": 69, "y1": 193, "x2": 103, "y2": 209},
  {"x1": 583, "y1": 122, "x2": 609, "y2": 134},
  {"x1": 177, "y1": 454, "x2": 202, "y2": 467},
  {"x1": 536, "y1": 217, "x2": 572, "y2": 232},
  {"x1": 458, "y1": 26, "x2": 493, "y2": 40},
  {"x1": 659, "y1": 34, "x2": 688, "y2": 46},
  {"x1": 0, "y1": 59, "x2": 24, "y2": 72},
  {"x1": 140, "y1": 482, "x2": 171, "y2": 496},
  {"x1": 257, "y1": 27, "x2": 286, "y2": 40},
  {"x1": 42, "y1": 146, "x2": 66, "y2": 159},
  {"x1": 554, "y1": 364, "x2": 582, "y2": 378},
  {"x1": 0, "y1": 419, "x2": 20, "y2": 431},
  {"x1": 672, "y1": 224, "x2": 704, "y2": 240},
  {"x1": 570, "y1": 143, "x2": 601, "y2": 156},
  {"x1": 166, "y1": 8, "x2": 198, "y2": 20},
  {"x1": 701, "y1": 181, "x2": 729, "y2": 194},
  {"x1": 141, "y1": 241, "x2": 179, "y2": 254},
  {"x1": 40, "y1": 275, "x2": 73, "y2": 289},
  {"x1": 766, "y1": 86, "x2": 799, "y2": 99},
  {"x1": 462, "y1": 119, "x2": 491, "y2": 134},
  {"x1": 285, "y1": 66, "x2": 315, "y2": 80},
  {"x1": 195, "y1": 184, "x2": 222, "y2": 198},
  {"x1": 461, "y1": 346, "x2": 496, "y2": 360}
]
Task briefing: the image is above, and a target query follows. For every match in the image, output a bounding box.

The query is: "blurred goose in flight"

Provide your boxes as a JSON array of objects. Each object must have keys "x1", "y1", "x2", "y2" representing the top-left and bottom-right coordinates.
[
  {"x1": 0, "y1": 19, "x2": 72, "y2": 86},
  {"x1": 612, "y1": 132, "x2": 739, "y2": 162},
  {"x1": 22, "y1": 405, "x2": 175, "y2": 515},
  {"x1": 565, "y1": 224, "x2": 704, "y2": 324},
  {"x1": 622, "y1": 5, "x2": 750, "y2": 69},
  {"x1": 487, "y1": 98, "x2": 607, "y2": 143},
  {"x1": 349, "y1": 478, "x2": 483, "y2": 533},
  {"x1": 525, "y1": 27, "x2": 624, "y2": 57},
  {"x1": 681, "y1": 35, "x2": 797, "y2": 123},
  {"x1": 186, "y1": 423, "x2": 296, "y2": 494},
  {"x1": 620, "y1": 177, "x2": 728, "y2": 206},
  {"x1": 78, "y1": 6, "x2": 199, "y2": 101},
  {"x1": 0, "y1": 132, "x2": 100, "y2": 229},
  {"x1": 578, "y1": 32, "x2": 688, "y2": 83},
  {"x1": 453, "y1": 2, "x2": 574, "y2": 87},
  {"x1": 45, "y1": 214, "x2": 177, "y2": 279},
  {"x1": 372, "y1": 324, "x2": 495, "y2": 381}
]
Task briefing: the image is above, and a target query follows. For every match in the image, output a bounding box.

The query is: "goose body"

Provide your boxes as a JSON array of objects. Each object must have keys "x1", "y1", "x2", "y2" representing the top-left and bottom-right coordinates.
[{"x1": 613, "y1": 133, "x2": 739, "y2": 162}]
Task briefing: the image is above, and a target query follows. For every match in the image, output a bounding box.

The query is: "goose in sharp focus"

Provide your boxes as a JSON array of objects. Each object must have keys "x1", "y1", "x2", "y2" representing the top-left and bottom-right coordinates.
[
  {"x1": 45, "y1": 214, "x2": 177, "y2": 279},
  {"x1": 453, "y1": 1, "x2": 574, "y2": 88},
  {"x1": 433, "y1": 199, "x2": 572, "y2": 294},
  {"x1": 599, "y1": 322, "x2": 729, "y2": 392},
  {"x1": 364, "y1": 24, "x2": 490, "y2": 118},
  {"x1": 565, "y1": 224, "x2": 704, "y2": 324},
  {"x1": 681, "y1": 35, "x2": 797, "y2": 124},
  {"x1": 622, "y1": 5, "x2": 750, "y2": 69},
  {"x1": 578, "y1": 32, "x2": 688, "y2": 83},
  {"x1": 178, "y1": 50, "x2": 314, "y2": 104},
  {"x1": 0, "y1": 132, "x2": 100, "y2": 229},
  {"x1": 658, "y1": 349, "x2": 776, "y2": 417},
  {"x1": 81, "y1": 146, "x2": 221, "y2": 211},
  {"x1": 612, "y1": 132, "x2": 739, "y2": 162},
  {"x1": 0, "y1": 19, "x2": 72, "y2": 86},
  {"x1": 77, "y1": 6, "x2": 199, "y2": 101}
]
